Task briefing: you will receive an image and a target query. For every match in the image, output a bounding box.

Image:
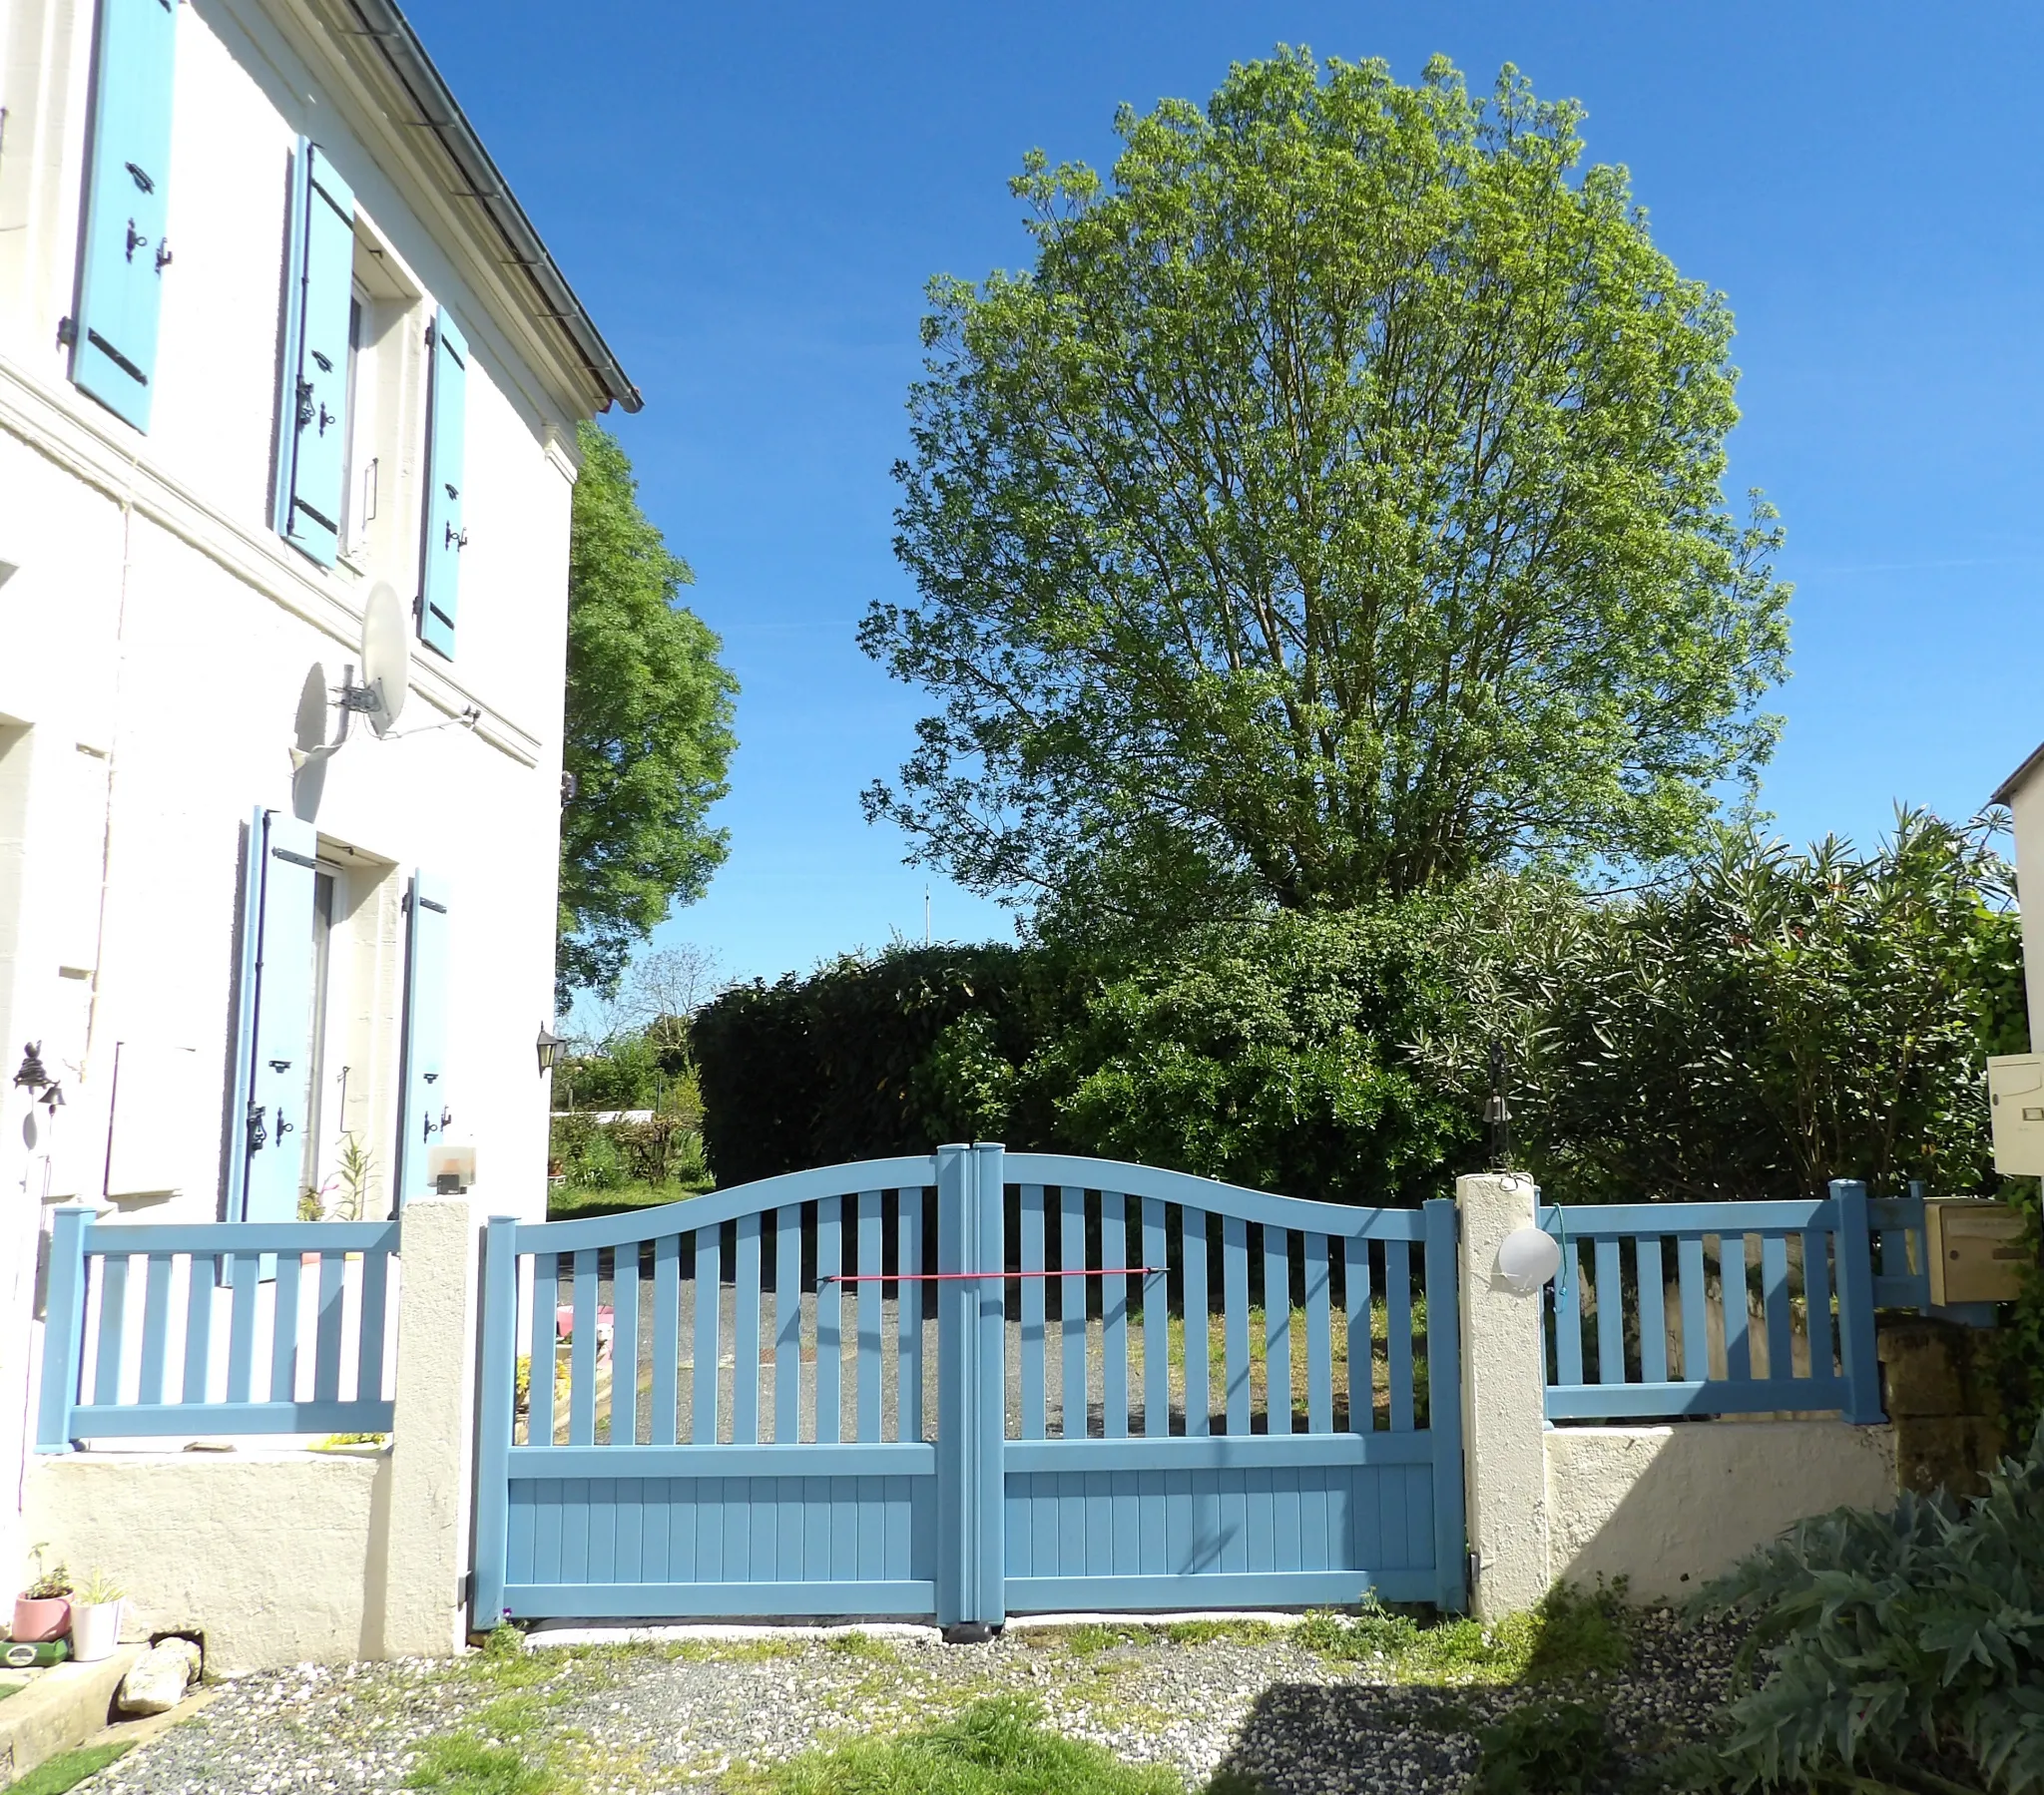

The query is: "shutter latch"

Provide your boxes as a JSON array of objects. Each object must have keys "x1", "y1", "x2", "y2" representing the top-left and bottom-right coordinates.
[
  {"x1": 124, "y1": 161, "x2": 155, "y2": 194},
  {"x1": 246, "y1": 1103, "x2": 268, "y2": 1152},
  {"x1": 296, "y1": 377, "x2": 314, "y2": 429},
  {"x1": 124, "y1": 219, "x2": 148, "y2": 262},
  {"x1": 155, "y1": 238, "x2": 173, "y2": 272},
  {"x1": 444, "y1": 523, "x2": 468, "y2": 552}
]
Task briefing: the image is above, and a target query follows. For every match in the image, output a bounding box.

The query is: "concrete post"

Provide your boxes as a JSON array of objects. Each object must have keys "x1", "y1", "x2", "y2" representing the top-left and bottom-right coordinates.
[
  {"x1": 376, "y1": 1193, "x2": 478, "y2": 1657},
  {"x1": 1456, "y1": 1172, "x2": 1550, "y2": 1618}
]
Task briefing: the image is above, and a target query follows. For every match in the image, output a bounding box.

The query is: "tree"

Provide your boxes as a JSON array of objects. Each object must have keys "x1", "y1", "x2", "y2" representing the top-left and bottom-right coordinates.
[
  {"x1": 559, "y1": 423, "x2": 738, "y2": 1003},
  {"x1": 864, "y1": 51, "x2": 1789, "y2": 941}
]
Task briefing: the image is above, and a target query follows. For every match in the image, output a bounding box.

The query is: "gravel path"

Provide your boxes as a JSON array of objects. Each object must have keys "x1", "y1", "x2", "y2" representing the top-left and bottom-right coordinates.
[{"x1": 83, "y1": 1610, "x2": 1740, "y2": 1794}]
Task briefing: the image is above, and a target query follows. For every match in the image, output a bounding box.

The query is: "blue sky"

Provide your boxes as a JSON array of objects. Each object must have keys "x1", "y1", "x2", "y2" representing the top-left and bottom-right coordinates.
[{"x1": 402, "y1": 0, "x2": 2044, "y2": 1000}]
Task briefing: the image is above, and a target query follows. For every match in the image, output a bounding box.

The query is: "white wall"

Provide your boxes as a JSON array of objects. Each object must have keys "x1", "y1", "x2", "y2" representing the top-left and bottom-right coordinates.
[
  {"x1": 0, "y1": 0, "x2": 591, "y2": 1584},
  {"x1": 2007, "y1": 771, "x2": 2044, "y2": 1052}
]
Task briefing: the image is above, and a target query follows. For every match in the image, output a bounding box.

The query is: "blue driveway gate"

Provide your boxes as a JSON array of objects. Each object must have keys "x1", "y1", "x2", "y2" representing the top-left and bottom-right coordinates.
[{"x1": 471, "y1": 1147, "x2": 1465, "y2": 1629}]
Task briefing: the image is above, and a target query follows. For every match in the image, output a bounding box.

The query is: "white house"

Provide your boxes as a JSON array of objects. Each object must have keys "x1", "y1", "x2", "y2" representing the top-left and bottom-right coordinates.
[{"x1": 0, "y1": 0, "x2": 634, "y2": 1586}]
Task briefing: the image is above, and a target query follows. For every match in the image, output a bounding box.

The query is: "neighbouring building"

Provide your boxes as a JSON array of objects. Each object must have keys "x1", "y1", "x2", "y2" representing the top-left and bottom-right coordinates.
[{"x1": 0, "y1": 0, "x2": 636, "y2": 1581}]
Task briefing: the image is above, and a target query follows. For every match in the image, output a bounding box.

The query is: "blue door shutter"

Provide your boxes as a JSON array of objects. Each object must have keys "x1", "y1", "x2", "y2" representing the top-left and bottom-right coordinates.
[
  {"x1": 276, "y1": 143, "x2": 356, "y2": 566},
  {"x1": 245, "y1": 812, "x2": 318, "y2": 1223},
  {"x1": 73, "y1": 0, "x2": 179, "y2": 430},
  {"x1": 417, "y1": 309, "x2": 468, "y2": 658},
  {"x1": 394, "y1": 872, "x2": 451, "y2": 1206}
]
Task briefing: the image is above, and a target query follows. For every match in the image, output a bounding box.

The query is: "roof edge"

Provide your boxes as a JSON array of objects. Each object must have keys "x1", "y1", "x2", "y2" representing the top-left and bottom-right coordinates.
[
  {"x1": 338, "y1": 0, "x2": 642, "y2": 414},
  {"x1": 1991, "y1": 739, "x2": 2044, "y2": 808}
]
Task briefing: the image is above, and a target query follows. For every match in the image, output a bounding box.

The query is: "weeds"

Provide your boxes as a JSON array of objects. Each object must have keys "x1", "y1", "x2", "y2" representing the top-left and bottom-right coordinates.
[
  {"x1": 1468, "y1": 1699, "x2": 1610, "y2": 1794},
  {"x1": 8, "y1": 1741, "x2": 135, "y2": 1795},
  {"x1": 1296, "y1": 1580, "x2": 1630, "y2": 1685}
]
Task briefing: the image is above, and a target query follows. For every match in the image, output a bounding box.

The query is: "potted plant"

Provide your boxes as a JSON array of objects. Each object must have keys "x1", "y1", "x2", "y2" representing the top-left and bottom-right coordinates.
[
  {"x1": 12, "y1": 1547, "x2": 72, "y2": 1643},
  {"x1": 68, "y1": 1568, "x2": 123, "y2": 1662}
]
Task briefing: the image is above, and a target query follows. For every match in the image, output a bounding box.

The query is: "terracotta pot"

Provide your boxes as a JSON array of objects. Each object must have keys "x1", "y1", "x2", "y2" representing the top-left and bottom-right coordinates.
[
  {"x1": 69, "y1": 1598, "x2": 123, "y2": 1662},
  {"x1": 12, "y1": 1594, "x2": 71, "y2": 1642}
]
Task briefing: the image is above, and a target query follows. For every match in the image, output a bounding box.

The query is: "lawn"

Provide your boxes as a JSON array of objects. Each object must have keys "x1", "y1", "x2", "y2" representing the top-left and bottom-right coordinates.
[{"x1": 546, "y1": 1178, "x2": 711, "y2": 1223}]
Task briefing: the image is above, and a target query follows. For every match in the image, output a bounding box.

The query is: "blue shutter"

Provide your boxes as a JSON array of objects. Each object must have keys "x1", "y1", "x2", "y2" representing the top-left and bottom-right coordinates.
[
  {"x1": 276, "y1": 143, "x2": 356, "y2": 566},
  {"x1": 73, "y1": 0, "x2": 179, "y2": 430},
  {"x1": 394, "y1": 872, "x2": 451, "y2": 1207},
  {"x1": 417, "y1": 309, "x2": 468, "y2": 658},
  {"x1": 245, "y1": 812, "x2": 318, "y2": 1223}
]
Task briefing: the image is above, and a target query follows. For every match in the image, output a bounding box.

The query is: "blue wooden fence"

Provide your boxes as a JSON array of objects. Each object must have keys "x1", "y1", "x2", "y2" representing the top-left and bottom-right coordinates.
[
  {"x1": 37, "y1": 1209, "x2": 400, "y2": 1448},
  {"x1": 471, "y1": 1146, "x2": 1464, "y2": 1629},
  {"x1": 1539, "y1": 1178, "x2": 1930, "y2": 1424}
]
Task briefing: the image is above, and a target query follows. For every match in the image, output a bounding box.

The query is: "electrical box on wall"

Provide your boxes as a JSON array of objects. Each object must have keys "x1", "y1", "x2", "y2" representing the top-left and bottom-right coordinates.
[
  {"x1": 1925, "y1": 1199, "x2": 2029, "y2": 1307},
  {"x1": 1988, "y1": 1055, "x2": 2044, "y2": 1176},
  {"x1": 426, "y1": 1143, "x2": 475, "y2": 1194}
]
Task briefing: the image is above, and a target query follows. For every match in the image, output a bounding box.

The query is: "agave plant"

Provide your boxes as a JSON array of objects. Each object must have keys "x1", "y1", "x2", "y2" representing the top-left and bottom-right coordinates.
[{"x1": 1674, "y1": 1419, "x2": 2044, "y2": 1793}]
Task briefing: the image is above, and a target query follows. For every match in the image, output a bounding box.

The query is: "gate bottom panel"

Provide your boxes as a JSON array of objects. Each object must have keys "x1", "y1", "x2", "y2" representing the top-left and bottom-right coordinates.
[
  {"x1": 1002, "y1": 1434, "x2": 1437, "y2": 1610},
  {"x1": 504, "y1": 1446, "x2": 936, "y2": 1618}
]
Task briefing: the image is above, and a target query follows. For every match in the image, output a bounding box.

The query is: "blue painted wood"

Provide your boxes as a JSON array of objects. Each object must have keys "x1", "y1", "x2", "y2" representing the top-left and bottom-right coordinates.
[
  {"x1": 1761, "y1": 1234, "x2": 1792, "y2": 1379},
  {"x1": 529, "y1": 1251, "x2": 558, "y2": 1448},
  {"x1": 897, "y1": 1191, "x2": 923, "y2": 1443},
  {"x1": 1677, "y1": 1236, "x2": 1709, "y2": 1380},
  {"x1": 473, "y1": 1216, "x2": 519, "y2": 1628},
  {"x1": 570, "y1": 1248, "x2": 598, "y2": 1447},
  {"x1": 1594, "y1": 1239, "x2": 1623, "y2": 1385},
  {"x1": 650, "y1": 1235, "x2": 679, "y2": 1447},
  {"x1": 694, "y1": 1227, "x2": 721, "y2": 1444},
  {"x1": 1553, "y1": 1238, "x2": 1584, "y2": 1386},
  {"x1": 613, "y1": 1242, "x2": 640, "y2": 1445},
  {"x1": 507, "y1": 1443, "x2": 936, "y2": 1478},
  {"x1": 35, "y1": 1208, "x2": 90, "y2": 1450},
  {"x1": 1223, "y1": 1215, "x2": 1250, "y2": 1436},
  {"x1": 1385, "y1": 1239, "x2": 1414, "y2": 1434},
  {"x1": 1005, "y1": 1570, "x2": 1439, "y2": 1611},
  {"x1": 1803, "y1": 1227, "x2": 1835, "y2": 1377},
  {"x1": 227, "y1": 1254, "x2": 259, "y2": 1404},
  {"x1": 1019, "y1": 1185, "x2": 1046, "y2": 1439},
  {"x1": 1182, "y1": 1206, "x2": 1210, "y2": 1439},
  {"x1": 734, "y1": 1214, "x2": 762, "y2": 1445},
  {"x1": 83, "y1": 1220, "x2": 397, "y2": 1253},
  {"x1": 972, "y1": 1142, "x2": 1008, "y2": 1625},
  {"x1": 68, "y1": 1398, "x2": 396, "y2": 1435},
  {"x1": 774, "y1": 1208, "x2": 800, "y2": 1445},
  {"x1": 855, "y1": 1193, "x2": 881, "y2": 1444},
  {"x1": 313, "y1": 1251, "x2": 346, "y2": 1403},
  {"x1": 356, "y1": 1246, "x2": 389, "y2": 1406},
  {"x1": 1345, "y1": 1236, "x2": 1372, "y2": 1434},
  {"x1": 504, "y1": 1579, "x2": 936, "y2": 1618},
  {"x1": 1101, "y1": 1191, "x2": 1129, "y2": 1438},
  {"x1": 1637, "y1": 1237, "x2": 1667, "y2": 1385},
  {"x1": 1540, "y1": 1198, "x2": 1832, "y2": 1235},
  {"x1": 1303, "y1": 1233, "x2": 1331, "y2": 1435},
  {"x1": 1143, "y1": 1197, "x2": 1168, "y2": 1438},
  {"x1": 1546, "y1": 1378, "x2": 1852, "y2": 1421},
  {"x1": 1004, "y1": 1432, "x2": 1432, "y2": 1474},
  {"x1": 1059, "y1": 1186, "x2": 1087, "y2": 1439},
  {"x1": 934, "y1": 1144, "x2": 972, "y2": 1626},
  {"x1": 138, "y1": 1254, "x2": 173, "y2": 1406},
  {"x1": 270, "y1": 1249, "x2": 301, "y2": 1402},
  {"x1": 1832, "y1": 1180, "x2": 1884, "y2": 1423},
  {"x1": 1721, "y1": 1233, "x2": 1752, "y2": 1382},
  {"x1": 1264, "y1": 1226, "x2": 1291, "y2": 1435},
  {"x1": 814, "y1": 1201, "x2": 840, "y2": 1445},
  {"x1": 1422, "y1": 1199, "x2": 1467, "y2": 1609},
  {"x1": 95, "y1": 1254, "x2": 130, "y2": 1407},
  {"x1": 1006, "y1": 1153, "x2": 1426, "y2": 1240},
  {"x1": 183, "y1": 1253, "x2": 218, "y2": 1405}
]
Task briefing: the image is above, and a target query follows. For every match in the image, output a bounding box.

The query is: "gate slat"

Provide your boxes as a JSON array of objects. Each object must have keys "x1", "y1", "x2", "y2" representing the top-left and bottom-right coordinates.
[
  {"x1": 1722, "y1": 1234, "x2": 1752, "y2": 1381},
  {"x1": 1553, "y1": 1239, "x2": 1584, "y2": 1386},
  {"x1": 815, "y1": 1199, "x2": 841, "y2": 1445},
  {"x1": 313, "y1": 1250, "x2": 346, "y2": 1403},
  {"x1": 1101, "y1": 1190, "x2": 1128, "y2": 1438},
  {"x1": 776, "y1": 1207, "x2": 801, "y2": 1445},
  {"x1": 1344, "y1": 1237, "x2": 1371, "y2": 1433},
  {"x1": 1385, "y1": 1238, "x2": 1413, "y2": 1433},
  {"x1": 1143, "y1": 1197, "x2": 1168, "y2": 1437},
  {"x1": 529, "y1": 1251, "x2": 558, "y2": 1446},
  {"x1": 1802, "y1": 1227, "x2": 1835, "y2": 1376},
  {"x1": 270, "y1": 1248, "x2": 302, "y2": 1402},
  {"x1": 652, "y1": 1236, "x2": 680, "y2": 1446},
  {"x1": 570, "y1": 1248, "x2": 598, "y2": 1446},
  {"x1": 1223, "y1": 1214, "x2": 1250, "y2": 1436},
  {"x1": 613, "y1": 1243, "x2": 640, "y2": 1445},
  {"x1": 1762, "y1": 1234, "x2": 1791, "y2": 1380},
  {"x1": 1303, "y1": 1233, "x2": 1331, "y2": 1435},
  {"x1": 897, "y1": 1192, "x2": 923, "y2": 1443},
  {"x1": 693, "y1": 1228, "x2": 719, "y2": 1444},
  {"x1": 1595, "y1": 1239, "x2": 1624, "y2": 1385},
  {"x1": 1182, "y1": 1207, "x2": 1210, "y2": 1439},
  {"x1": 183, "y1": 1253, "x2": 218, "y2": 1405},
  {"x1": 734, "y1": 1213, "x2": 762, "y2": 1444},
  {"x1": 1264, "y1": 1226, "x2": 1291, "y2": 1435},
  {"x1": 96, "y1": 1255, "x2": 130, "y2": 1406},
  {"x1": 1678, "y1": 1236, "x2": 1709, "y2": 1379},
  {"x1": 1637, "y1": 1237, "x2": 1667, "y2": 1385},
  {"x1": 1020, "y1": 1185, "x2": 1046, "y2": 1440},
  {"x1": 356, "y1": 1245, "x2": 389, "y2": 1406},
  {"x1": 1060, "y1": 1187, "x2": 1087, "y2": 1439},
  {"x1": 139, "y1": 1253, "x2": 174, "y2": 1405},
  {"x1": 227, "y1": 1253, "x2": 259, "y2": 1404},
  {"x1": 855, "y1": 1193, "x2": 881, "y2": 1443}
]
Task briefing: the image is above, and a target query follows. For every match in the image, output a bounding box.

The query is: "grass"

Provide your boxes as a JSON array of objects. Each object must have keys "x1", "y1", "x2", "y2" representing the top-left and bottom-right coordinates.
[
  {"x1": 730, "y1": 1696, "x2": 1187, "y2": 1795},
  {"x1": 1295, "y1": 1580, "x2": 1631, "y2": 1686},
  {"x1": 8, "y1": 1740, "x2": 135, "y2": 1794},
  {"x1": 546, "y1": 1179, "x2": 711, "y2": 1223}
]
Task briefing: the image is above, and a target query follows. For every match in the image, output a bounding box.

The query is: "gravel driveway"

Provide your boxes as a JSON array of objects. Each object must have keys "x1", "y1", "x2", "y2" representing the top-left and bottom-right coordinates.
[{"x1": 82, "y1": 1610, "x2": 1740, "y2": 1794}]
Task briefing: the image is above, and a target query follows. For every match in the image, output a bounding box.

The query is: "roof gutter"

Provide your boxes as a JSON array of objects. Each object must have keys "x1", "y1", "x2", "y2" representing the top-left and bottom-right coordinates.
[{"x1": 338, "y1": 0, "x2": 643, "y2": 413}]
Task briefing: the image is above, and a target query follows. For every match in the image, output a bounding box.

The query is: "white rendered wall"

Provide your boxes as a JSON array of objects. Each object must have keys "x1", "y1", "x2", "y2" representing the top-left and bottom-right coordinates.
[{"x1": 2007, "y1": 772, "x2": 2044, "y2": 1051}]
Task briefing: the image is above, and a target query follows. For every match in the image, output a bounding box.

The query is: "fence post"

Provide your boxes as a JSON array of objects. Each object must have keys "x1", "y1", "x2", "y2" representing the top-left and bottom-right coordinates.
[
  {"x1": 1455, "y1": 1172, "x2": 1549, "y2": 1618},
  {"x1": 1422, "y1": 1198, "x2": 1468, "y2": 1613},
  {"x1": 933, "y1": 1143, "x2": 973, "y2": 1631},
  {"x1": 35, "y1": 1206, "x2": 91, "y2": 1453},
  {"x1": 469, "y1": 1216, "x2": 520, "y2": 1632},
  {"x1": 972, "y1": 1141, "x2": 1008, "y2": 1628},
  {"x1": 1831, "y1": 1180, "x2": 1885, "y2": 1425}
]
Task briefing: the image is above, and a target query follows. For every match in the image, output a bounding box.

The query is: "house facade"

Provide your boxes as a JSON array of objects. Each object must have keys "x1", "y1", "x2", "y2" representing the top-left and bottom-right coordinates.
[{"x1": 0, "y1": 0, "x2": 633, "y2": 1579}]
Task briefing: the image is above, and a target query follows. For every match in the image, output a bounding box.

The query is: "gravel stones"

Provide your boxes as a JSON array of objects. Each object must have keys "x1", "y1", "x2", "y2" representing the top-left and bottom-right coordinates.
[{"x1": 84, "y1": 1608, "x2": 1742, "y2": 1794}]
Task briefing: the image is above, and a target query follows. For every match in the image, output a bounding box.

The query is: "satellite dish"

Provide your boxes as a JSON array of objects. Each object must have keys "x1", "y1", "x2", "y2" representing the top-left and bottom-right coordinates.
[{"x1": 360, "y1": 581, "x2": 410, "y2": 738}]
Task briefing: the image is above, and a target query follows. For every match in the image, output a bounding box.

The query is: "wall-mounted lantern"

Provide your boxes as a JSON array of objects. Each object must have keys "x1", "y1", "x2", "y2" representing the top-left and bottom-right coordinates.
[{"x1": 535, "y1": 1025, "x2": 564, "y2": 1077}]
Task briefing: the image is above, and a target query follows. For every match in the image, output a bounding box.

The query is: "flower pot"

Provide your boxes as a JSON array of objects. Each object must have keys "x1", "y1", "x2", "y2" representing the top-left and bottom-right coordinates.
[
  {"x1": 69, "y1": 1597, "x2": 122, "y2": 1662},
  {"x1": 11, "y1": 1594, "x2": 70, "y2": 1642}
]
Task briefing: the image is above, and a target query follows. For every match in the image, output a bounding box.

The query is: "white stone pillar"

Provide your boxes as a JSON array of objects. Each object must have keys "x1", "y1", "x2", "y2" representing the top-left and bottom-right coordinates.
[
  {"x1": 376, "y1": 1193, "x2": 478, "y2": 1657},
  {"x1": 1457, "y1": 1172, "x2": 1551, "y2": 1618}
]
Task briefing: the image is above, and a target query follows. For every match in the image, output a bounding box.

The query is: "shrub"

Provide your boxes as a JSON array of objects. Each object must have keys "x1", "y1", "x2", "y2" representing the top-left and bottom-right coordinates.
[{"x1": 1469, "y1": 1700, "x2": 1610, "y2": 1794}]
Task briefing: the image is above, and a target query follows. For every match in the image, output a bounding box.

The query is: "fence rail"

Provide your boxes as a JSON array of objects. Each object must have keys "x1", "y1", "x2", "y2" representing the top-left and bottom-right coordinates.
[
  {"x1": 37, "y1": 1210, "x2": 401, "y2": 1449},
  {"x1": 1540, "y1": 1180, "x2": 1891, "y2": 1425}
]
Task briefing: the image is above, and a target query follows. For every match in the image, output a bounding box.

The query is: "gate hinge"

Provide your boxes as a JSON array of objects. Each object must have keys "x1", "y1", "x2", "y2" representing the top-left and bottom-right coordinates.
[{"x1": 455, "y1": 1571, "x2": 471, "y2": 1608}]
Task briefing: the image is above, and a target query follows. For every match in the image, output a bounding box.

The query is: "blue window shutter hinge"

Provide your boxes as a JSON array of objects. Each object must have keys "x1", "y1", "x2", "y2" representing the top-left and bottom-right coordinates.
[{"x1": 56, "y1": 315, "x2": 76, "y2": 347}]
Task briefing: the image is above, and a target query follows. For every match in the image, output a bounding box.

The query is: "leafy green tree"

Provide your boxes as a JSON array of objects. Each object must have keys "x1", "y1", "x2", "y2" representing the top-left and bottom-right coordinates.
[
  {"x1": 865, "y1": 51, "x2": 1789, "y2": 941},
  {"x1": 559, "y1": 423, "x2": 738, "y2": 1002}
]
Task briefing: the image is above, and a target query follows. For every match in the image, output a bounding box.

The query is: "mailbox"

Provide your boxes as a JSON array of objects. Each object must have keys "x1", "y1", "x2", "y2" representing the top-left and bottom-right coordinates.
[
  {"x1": 1925, "y1": 1199, "x2": 2029, "y2": 1306},
  {"x1": 1988, "y1": 1055, "x2": 2044, "y2": 1176}
]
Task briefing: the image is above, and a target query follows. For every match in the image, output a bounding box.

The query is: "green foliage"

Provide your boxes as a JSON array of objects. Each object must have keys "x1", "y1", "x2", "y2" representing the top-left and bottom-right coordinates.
[
  {"x1": 738, "y1": 1695, "x2": 1182, "y2": 1795},
  {"x1": 1297, "y1": 1582, "x2": 1630, "y2": 1687},
  {"x1": 1469, "y1": 1700, "x2": 1611, "y2": 1794},
  {"x1": 8, "y1": 1740, "x2": 135, "y2": 1795},
  {"x1": 550, "y1": 1112, "x2": 707, "y2": 1192},
  {"x1": 559, "y1": 421, "x2": 737, "y2": 1003},
  {"x1": 401, "y1": 1732, "x2": 550, "y2": 1795},
  {"x1": 868, "y1": 49, "x2": 1788, "y2": 943},
  {"x1": 1677, "y1": 1420, "x2": 2044, "y2": 1792}
]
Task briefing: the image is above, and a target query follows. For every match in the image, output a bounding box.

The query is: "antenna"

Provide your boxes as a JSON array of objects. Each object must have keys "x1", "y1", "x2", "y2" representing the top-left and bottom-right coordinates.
[{"x1": 288, "y1": 582, "x2": 412, "y2": 770}]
